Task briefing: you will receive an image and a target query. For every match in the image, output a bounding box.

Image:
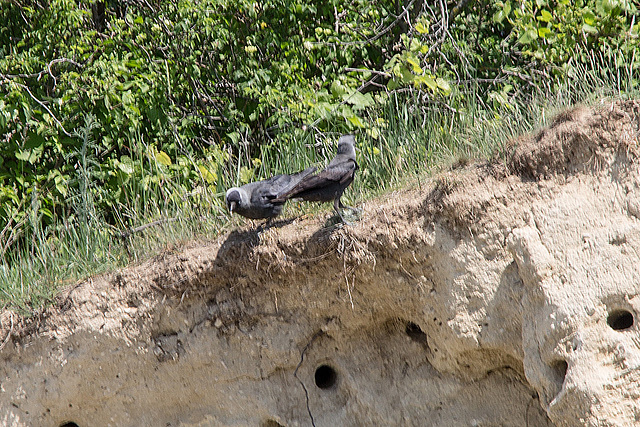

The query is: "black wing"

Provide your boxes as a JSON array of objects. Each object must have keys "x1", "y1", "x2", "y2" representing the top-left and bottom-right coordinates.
[
  {"x1": 274, "y1": 158, "x2": 357, "y2": 201},
  {"x1": 251, "y1": 166, "x2": 317, "y2": 203}
]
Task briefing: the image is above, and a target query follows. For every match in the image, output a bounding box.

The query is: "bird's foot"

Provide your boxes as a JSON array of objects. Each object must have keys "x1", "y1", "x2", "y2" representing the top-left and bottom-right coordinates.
[
  {"x1": 325, "y1": 208, "x2": 361, "y2": 227},
  {"x1": 324, "y1": 211, "x2": 349, "y2": 227},
  {"x1": 254, "y1": 219, "x2": 273, "y2": 238},
  {"x1": 338, "y1": 211, "x2": 353, "y2": 226},
  {"x1": 340, "y1": 206, "x2": 363, "y2": 224}
]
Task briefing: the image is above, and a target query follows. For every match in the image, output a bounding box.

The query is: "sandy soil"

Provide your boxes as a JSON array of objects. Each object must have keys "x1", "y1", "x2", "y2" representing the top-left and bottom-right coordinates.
[{"x1": 1, "y1": 100, "x2": 640, "y2": 426}]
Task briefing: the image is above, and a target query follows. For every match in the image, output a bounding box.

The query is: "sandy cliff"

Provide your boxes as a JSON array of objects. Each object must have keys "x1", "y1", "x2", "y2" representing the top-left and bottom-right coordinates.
[{"x1": 1, "y1": 100, "x2": 639, "y2": 426}]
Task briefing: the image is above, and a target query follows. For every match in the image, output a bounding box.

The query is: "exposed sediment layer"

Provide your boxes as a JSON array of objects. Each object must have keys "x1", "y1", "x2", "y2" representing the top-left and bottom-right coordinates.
[{"x1": 2, "y1": 100, "x2": 640, "y2": 427}]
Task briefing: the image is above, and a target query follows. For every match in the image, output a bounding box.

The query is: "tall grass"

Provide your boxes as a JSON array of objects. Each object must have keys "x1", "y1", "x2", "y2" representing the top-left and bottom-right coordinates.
[{"x1": 1, "y1": 53, "x2": 637, "y2": 313}]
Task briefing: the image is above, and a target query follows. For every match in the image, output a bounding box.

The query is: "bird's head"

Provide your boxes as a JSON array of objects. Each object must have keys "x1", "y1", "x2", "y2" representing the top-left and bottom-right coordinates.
[
  {"x1": 225, "y1": 188, "x2": 243, "y2": 214},
  {"x1": 336, "y1": 134, "x2": 356, "y2": 157}
]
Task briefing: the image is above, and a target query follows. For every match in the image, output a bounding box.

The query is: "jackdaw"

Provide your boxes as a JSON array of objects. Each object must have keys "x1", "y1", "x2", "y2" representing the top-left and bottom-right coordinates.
[
  {"x1": 225, "y1": 166, "x2": 317, "y2": 224},
  {"x1": 273, "y1": 134, "x2": 359, "y2": 223}
]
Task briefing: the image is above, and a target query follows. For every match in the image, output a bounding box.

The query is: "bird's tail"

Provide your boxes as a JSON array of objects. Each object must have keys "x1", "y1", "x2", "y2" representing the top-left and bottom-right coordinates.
[
  {"x1": 291, "y1": 166, "x2": 317, "y2": 181},
  {"x1": 273, "y1": 166, "x2": 317, "y2": 202}
]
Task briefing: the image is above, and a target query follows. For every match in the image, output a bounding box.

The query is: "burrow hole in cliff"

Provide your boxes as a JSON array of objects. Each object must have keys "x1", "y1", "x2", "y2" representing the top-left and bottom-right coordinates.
[
  {"x1": 59, "y1": 422, "x2": 79, "y2": 427},
  {"x1": 607, "y1": 309, "x2": 634, "y2": 331},
  {"x1": 551, "y1": 360, "x2": 568, "y2": 388},
  {"x1": 315, "y1": 364, "x2": 338, "y2": 390},
  {"x1": 405, "y1": 321, "x2": 427, "y2": 345}
]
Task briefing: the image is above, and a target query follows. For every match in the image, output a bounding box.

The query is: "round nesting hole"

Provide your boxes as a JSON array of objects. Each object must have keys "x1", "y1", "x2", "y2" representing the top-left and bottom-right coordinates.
[
  {"x1": 607, "y1": 309, "x2": 634, "y2": 331},
  {"x1": 60, "y1": 423, "x2": 79, "y2": 427},
  {"x1": 314, "y1": 364, "x2": 338, "y2": 390}
]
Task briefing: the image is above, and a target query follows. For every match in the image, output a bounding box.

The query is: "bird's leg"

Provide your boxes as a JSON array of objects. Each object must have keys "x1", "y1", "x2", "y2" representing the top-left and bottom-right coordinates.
[
  {"x1": 259, "y1": 217, "x2": 274, "y2": 231},
  {"x1": 338, "y1": 199, "x2": 362, "y2": 215},
  {"x1": 333, "y1": 198, "x2": 350, "y2": 225}
]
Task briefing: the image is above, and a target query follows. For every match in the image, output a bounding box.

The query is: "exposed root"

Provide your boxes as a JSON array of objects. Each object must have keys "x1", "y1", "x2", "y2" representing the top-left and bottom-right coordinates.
[{"x1": 0, "y1": 312, "x2": 14, "y2": 352}]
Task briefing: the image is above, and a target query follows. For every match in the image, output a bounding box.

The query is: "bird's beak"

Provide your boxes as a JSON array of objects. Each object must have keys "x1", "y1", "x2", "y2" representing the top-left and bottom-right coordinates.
[{"x1": 229, "y1": 201, "x2": 236, "y2": 213}]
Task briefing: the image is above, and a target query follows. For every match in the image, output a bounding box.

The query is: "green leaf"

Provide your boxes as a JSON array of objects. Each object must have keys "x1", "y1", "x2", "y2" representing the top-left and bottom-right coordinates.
[
  {"x1": 406, "y1": 54, "x2": 423, "y2": 73},
  {"x1": 128, "y1": 104, "x2": 141, "y2": 115},
  {"x1": 344, "y1": 91, "x2": 375, "y2": 109},
  {"x1": 16, "y1": 133, "x2": 45, "y2": 164},
  {"x1": 117, "y1": 156, "x2": 135, "y2": 175},
  {"x1": 414, "y1": 75, "x2": 437, "y2": 91},
  {"x1": 436, "y1": 78, "x2": 451, "y2": 95},
  {"x1": 504, "y1": 1, "x2": 512, "y2": 16},
  {"x1": 518, "y1": 27, "x2": 538, "y2": 44},
  {"x1": 125, "y1": 59, "x2": 143, "y2": 68},
  {"x1": 538, "y1": 27, "x2": 552, "y2": 38},
  {"x1": 228, "y1": 132, "x2": 241, "y2": 145},
  {"x1": 346, "y1": 115, "x2": 366, "y2": 128},
  {"x1": 583, "y1": 10, "x2": 597, "y2": 26},
  {"x1": 494, "y1": 2, "x2": 512, "y2": 23},
  {"x1": 537, "y1": 10, "x2": 553, "y2": 22},
  {"x1": 367, "y1": 128, "x2": 381, "y2": 140},
  {"x1": 238, "y1": 166, "x2": 252, "y2": 184},
  {"x1": 155, "y1": 150, "x2": 172, "y2": 166},
  {"x1": 598, "y1": 0, "x2": 619, "y2": 14},
  {"x1": 387, "y1": 78, "x2": 400, "y2": 91},
  {"x1": 400, "y1": 66, "x2": 415, "y2": 83},
  {"x1": 416, "y1": 21, "x2": 429, "y2": 34},
  {"x1": 330, "y1": 80, "x2": 348, "y2": 97},
  {"x1": 409, "y1": 38, "x2": 422, "y2": 52},
  {"x1": 55, "y1": 178, "x2": 68, "y2": 197}
]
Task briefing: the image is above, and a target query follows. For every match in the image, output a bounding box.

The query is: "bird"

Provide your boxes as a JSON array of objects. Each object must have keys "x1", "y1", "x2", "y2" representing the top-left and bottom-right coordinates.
[
  {"x1": 273, "y1": 134, "x2": 359, "y2": 223},
  {"x1": 225, "y1": 166, "x2": 317, "y2": 225}
]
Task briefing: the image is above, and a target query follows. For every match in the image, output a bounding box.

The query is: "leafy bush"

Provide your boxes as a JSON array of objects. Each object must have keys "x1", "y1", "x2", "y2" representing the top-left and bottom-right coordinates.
[{"x1": 0, "y1": 0, "x2": 638, "y2": 270}]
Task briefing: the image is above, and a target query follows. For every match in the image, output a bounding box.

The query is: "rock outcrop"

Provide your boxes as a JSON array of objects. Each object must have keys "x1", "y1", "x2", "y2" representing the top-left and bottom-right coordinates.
[{"x1": 1, "y1": 100, "x2": 639, "y2": 426}]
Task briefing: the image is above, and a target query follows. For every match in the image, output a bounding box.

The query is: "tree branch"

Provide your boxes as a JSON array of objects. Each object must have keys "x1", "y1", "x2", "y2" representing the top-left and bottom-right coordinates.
[{"x1": 1, "y1": 76, "x2": 72, "y2": 137}]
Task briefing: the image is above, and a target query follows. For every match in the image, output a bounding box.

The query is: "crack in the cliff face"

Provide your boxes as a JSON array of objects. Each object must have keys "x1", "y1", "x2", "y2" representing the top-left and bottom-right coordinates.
[{"x1": 294, "y1": 330, "x2": 324, "y2": 427}]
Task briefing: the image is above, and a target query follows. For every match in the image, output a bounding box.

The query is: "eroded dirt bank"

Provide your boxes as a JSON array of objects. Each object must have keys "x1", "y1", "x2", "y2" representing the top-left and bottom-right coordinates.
[{"x1": 2, "y1": 100, "x2": 640, "y2": 426}]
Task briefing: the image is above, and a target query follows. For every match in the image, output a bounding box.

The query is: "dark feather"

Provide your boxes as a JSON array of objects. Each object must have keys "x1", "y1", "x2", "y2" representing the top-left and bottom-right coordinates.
[
  {"x1": 273, "y1": 135, "x2": 358, "y2": 210},
  {"x1": 225, "y1": 166, "x2": 316, "y2": 220}
]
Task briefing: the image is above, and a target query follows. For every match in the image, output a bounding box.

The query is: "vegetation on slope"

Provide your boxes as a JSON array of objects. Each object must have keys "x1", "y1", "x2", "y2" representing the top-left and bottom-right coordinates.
[{"x1": 0, "y1": 0, "x2": 638, "y2": 311}]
